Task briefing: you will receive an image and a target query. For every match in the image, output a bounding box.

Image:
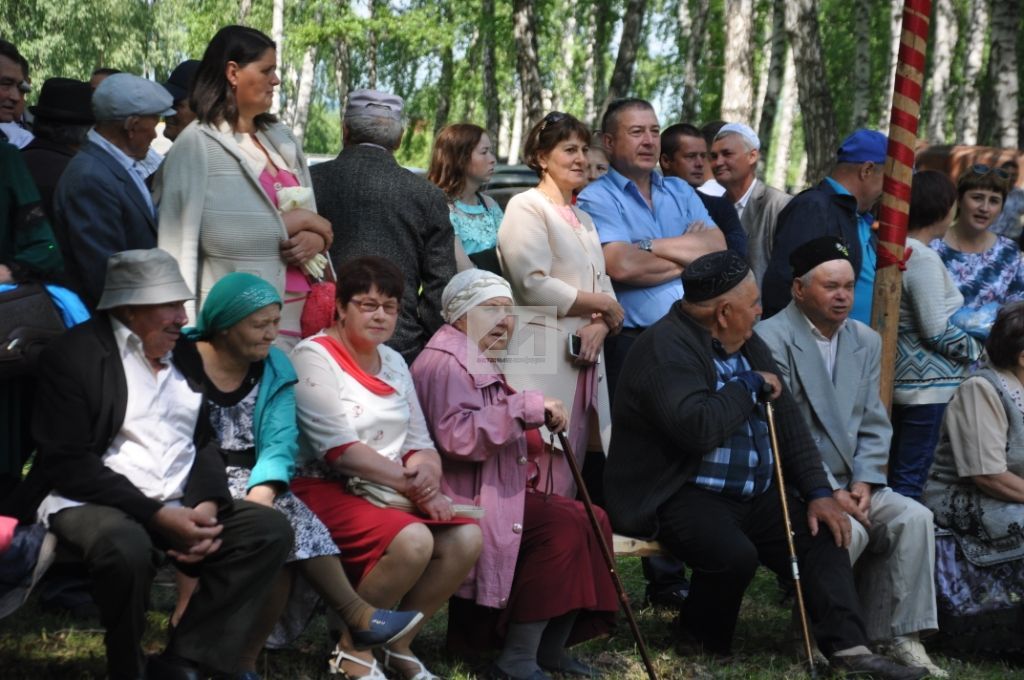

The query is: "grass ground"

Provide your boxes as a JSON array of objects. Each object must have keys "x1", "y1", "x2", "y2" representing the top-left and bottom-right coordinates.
[{"x1": 1, "y1": 558, "x2": 1020, "y2": 679}]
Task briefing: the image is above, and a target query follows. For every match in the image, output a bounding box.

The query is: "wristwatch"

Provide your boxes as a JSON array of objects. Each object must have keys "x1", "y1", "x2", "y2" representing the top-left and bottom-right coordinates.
[{"x1": 635, "y1": 238, "x2": 653, "y2": 252}]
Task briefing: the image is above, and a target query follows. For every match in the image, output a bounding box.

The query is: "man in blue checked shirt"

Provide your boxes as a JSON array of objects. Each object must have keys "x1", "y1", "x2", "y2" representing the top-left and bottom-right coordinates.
[{"x1": 602, "y1": 250, "x2": 926, "y2": 680}]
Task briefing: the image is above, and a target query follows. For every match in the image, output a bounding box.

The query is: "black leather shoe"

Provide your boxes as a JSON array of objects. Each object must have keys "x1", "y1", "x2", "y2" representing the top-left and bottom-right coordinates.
[
  {"x1": 145, "y1": 654, "x2": 203, "y2": 680},
  {"x1": 830, "y1": 653, "x2": 929, "y2": 679},
  {"x1": 645, "y1": 582, "x2": 689, "y2": 609}
]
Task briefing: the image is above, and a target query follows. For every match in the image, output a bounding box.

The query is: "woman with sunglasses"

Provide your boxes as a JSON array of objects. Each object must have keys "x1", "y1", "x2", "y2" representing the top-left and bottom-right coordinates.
[
  {"x1": 497, "y1": 112, "x2": 624, "y2": 500},
  {"x1": 931, "y1": 165, "x2": 1024, "y2": 322},
  {"x1": 290, "y1": 256, "x2": 482, "y2": 680}
]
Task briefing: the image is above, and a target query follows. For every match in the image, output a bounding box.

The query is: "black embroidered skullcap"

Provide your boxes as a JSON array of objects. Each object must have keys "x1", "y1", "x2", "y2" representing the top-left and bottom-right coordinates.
[
  {"x1": 682, "y1": 250, "x2": 751, "y2": 302},
  {"x1": 789, "y1": 236, "x2": 853, "y2": 279}
]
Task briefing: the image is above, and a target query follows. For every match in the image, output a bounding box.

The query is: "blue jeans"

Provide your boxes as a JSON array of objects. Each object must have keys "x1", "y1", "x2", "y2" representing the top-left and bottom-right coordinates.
[{"x1": 889, "y1": 403, "x2": 947, "y2": 500}]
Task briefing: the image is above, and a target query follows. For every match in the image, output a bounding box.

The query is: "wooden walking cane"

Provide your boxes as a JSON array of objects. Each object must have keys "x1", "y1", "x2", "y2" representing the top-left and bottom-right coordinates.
[
  {"x1": 762, "y1": 399, "x2": 819, "y2": 680},
  {"x1": 555, "y1": 432, "x2": 659, "y2": 680}
]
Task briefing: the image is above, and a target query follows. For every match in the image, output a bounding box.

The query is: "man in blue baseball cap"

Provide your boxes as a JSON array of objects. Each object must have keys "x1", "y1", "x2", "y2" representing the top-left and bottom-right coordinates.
[{"x1": 761, "y1": 129, "x2": 888, "y2": 322}]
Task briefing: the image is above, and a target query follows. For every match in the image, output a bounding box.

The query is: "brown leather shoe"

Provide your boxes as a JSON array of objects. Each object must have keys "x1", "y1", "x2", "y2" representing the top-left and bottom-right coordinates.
[{"x1": 829, "y1": 652, "x2": 929, "y2": 679}]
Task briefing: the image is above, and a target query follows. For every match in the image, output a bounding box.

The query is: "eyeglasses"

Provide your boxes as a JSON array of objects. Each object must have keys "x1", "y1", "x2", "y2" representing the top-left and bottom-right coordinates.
[
  {"x1": 0, "y1": 77, "x2": 31, "y2": 94},
  {"x1": 970, "y1": 164, "x2": 1011, "y2": 180},
  {"x1": 349, "y1": 297, "x2": 399, "y2": 315},
  {"x1": 540, "y1": 111, "x2": 567, "y2": 132}
]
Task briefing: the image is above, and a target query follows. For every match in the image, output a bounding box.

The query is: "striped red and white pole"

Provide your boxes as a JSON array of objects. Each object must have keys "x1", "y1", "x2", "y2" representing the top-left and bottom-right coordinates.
[{"x1": 871, "y1": 0, "x2": 932, "y2": 411}]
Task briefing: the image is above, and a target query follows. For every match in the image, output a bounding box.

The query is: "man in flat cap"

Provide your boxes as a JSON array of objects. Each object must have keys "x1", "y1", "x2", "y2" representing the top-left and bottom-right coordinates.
[
  {"x1": 53, "y1": 73, "x2": 176, "y2": 308},
  {"x1": 710, "y1": 122, "x2": 791, "y2": 284},
  {"x1": 24, "y1": 249, "x2": 292, "y2": 680},
  {"x1": 762, "y1": 129, "x2": 887, "y2": 321},
  {"x1": 161, "y1": 60, "x2": 199, "y2": 142},
  {"x1": 756, "y1": 236, "x2": 944, "y2": 677},
  {"x1": 604, "y1": 250, "x2": 925, "y2": 679},
  {"x1": 311, "y1": 88, "x2": 454, "y2": 363}
]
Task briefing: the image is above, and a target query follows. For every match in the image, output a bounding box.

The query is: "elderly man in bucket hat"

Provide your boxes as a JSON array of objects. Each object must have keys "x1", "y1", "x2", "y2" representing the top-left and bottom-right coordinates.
[
  {"x1": 53, "y1": 74, "x2": 177, "y2": 309},
  {"x1": 24, "y1": 249, "x2": 293, "y2": 680}
]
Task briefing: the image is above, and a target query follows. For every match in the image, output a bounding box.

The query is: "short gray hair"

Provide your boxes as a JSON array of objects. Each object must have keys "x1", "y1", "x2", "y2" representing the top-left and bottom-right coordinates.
[{"x1": 344, "y1": 112, "x2": 403, "y2": 150}]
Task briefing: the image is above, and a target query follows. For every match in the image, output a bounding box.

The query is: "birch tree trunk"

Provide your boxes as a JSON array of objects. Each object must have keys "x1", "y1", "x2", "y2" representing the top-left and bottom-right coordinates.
[
  {"x1": 770, "y1": 50, "x2": 797, "y2": 190},
  {"x1": 508, "y1": 93, "x2": 524, "y2": 165},
  {"x1": 366, "y1": 0, "x2": 386, "y2": 89},
  {"x1": 434, "y1": 4, "x2": 454, "y2": 135},
  {"x1": 271, "y1": 0, "x2": 284, "y2": 116},
  {"x1": 786, "y1": 0, "x2": 837, "y2": 185},
  {"x1": 756, "y1": 0, "x2": 785, "y2": 162},
  {"x1": 582, "y1": 2, "x2": 598, "y2": 127},
  {"x1": 551, "y1": 0, "x2": 578, "y2": 112},
  {"x1": 602, "y1": 0, "x2": 648, "y2": 111},
  {"x1": 291, "y1": 43, "x2": 318, "y2": 144},
  {"x1": 679, "y1": 0, "x2": 711, "y2": 122},
  {"x1": 512, "y1": 0, "x2": 544, "y2": 131},
  {"x1": 955, "y1": 0, "x2": 989, "y2": 144},
  {"x1": 481, "y1": 0, "x2": 499, "y2": 135},
  {"x1": 851, "y1": 0, "x2": 871, "y2": 127},
  {"x1": 720, "y1": 0, "x2": 754, "y2": 124},
  {"x1": 877, "y1": 0, "x2": 903, "y2": 129},
  {"x1": 334, "y1": 40, "x2": 350, "y2": 136},
  {"x1": 925, "y1": 0, "x2": 956, "y2": 143},
  {"x1": 239, "y1": 0, "x2": 253, "y2": 24},
  {"x1": 592, "y1": 0, "x2": 614, "y2": 123},
  {"x1": 987, "y1": 0, "x2": 1019, "y2": 148}
]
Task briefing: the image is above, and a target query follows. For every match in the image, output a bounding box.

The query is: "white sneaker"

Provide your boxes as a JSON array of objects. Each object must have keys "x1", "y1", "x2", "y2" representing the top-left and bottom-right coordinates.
[{"x1": 887, "y1": 637, "x2": 949, "y2": 678}]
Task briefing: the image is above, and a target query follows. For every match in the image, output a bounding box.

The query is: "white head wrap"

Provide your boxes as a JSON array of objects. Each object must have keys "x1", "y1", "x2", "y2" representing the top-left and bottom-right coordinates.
[
  {"x1": 442, "y1": 269, "x2": 513, "y2": 323},
  {"x1": 714, "y1": 122, "x2": 761, "y2": 151}
]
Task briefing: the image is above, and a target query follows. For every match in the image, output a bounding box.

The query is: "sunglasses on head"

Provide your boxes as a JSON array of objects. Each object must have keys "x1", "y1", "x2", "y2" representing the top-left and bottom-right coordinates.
[
  {"x1": 969, "y1": 164, "x2": 1011, "y2": 180},
  {"x1": 540, "y1": 111, "x2": 567, "y2": 132}
]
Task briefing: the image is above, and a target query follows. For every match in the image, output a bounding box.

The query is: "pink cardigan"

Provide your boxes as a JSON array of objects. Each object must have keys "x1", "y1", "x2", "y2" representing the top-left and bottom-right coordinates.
[{"x1": 411, "y1": 324, "x2": 545, "y2": 608}]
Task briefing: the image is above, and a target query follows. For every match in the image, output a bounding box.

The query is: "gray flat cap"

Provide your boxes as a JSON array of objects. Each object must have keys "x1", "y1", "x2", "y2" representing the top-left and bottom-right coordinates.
[
  {"x1": 345, "y1": 89, "x2": 403, "y2": 120},
  {"x1": 92, "y1": 73, "x2": 176, "y2": 121},
  {"x1": 96, "y1": 249, "x2": 194, "y2": 310}
]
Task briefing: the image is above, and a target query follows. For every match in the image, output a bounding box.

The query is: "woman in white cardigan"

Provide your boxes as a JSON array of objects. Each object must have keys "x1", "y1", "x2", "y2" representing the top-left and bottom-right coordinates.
[
  {"x1": 155, "y1": 25, "x2": 332, "y2": 349},
  {"x1": 498, "y1": 112, "x2": 624, "y2": 498}
]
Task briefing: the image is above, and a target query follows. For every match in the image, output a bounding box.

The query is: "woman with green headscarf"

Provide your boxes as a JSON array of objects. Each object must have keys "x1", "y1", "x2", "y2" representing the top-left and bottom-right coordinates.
[{"x1": 173, "y1": 272, "x2": 422, "y2": 679}]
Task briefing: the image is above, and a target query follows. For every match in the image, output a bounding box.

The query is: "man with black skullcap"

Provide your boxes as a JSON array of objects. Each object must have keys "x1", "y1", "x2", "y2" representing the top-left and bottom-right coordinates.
[
  {"x1": 604, "y1": 250, "x2": 925, "y2": 679},
  {"x1": 756, "y1": 236, "x2": 945, "y2": 677}
]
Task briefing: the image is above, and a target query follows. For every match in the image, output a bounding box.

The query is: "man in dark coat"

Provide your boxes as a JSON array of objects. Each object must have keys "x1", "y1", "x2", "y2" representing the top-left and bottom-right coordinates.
[
  {"x1": 53, "y1": 73, "x2": 175, "y2": 308},
  {"x1": 604, "y1": 250, "x2": 925, "y2": 679},
  {"x1": 311, "y1": 89, "x2": 455, "y2": 363},
  {"x1": 26, "y1": 249, "x2": 292, "y2": 680}
]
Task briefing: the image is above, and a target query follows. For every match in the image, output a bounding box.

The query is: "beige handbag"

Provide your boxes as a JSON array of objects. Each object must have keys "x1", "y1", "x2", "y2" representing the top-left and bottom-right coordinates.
[{"x1": 346, "y1": 477, "x2": 485, "y2": 519}]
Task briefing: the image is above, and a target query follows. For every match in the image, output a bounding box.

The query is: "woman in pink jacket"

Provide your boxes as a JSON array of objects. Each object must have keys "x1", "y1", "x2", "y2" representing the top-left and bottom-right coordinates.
[{"x1": 411, "y1": 269, "x2": 617, "y2": 680}]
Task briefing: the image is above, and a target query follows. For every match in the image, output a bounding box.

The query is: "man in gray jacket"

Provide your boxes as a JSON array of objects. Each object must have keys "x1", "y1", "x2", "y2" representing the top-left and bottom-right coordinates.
[
  {"x1": 311, "y1": 89, "x2": 454, "y2": 363},
  {"x1": 756, "y1": 236, "x2": 944, "y2": 677}
]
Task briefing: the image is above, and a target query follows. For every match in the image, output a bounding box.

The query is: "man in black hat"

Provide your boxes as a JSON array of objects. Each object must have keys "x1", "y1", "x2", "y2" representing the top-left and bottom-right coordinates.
[
  {"x1": 161, "y1": 60, "x2": 199, "y2": 142},
  {"x1": 756, "y1": 236, "x2": 944, "y2": 676},
  {"x1": 603, "y1": 250, "x2": 925, "y2": 679},
  {"x1": 21, "y1": 78, "x2": 95, "y2": 226}
]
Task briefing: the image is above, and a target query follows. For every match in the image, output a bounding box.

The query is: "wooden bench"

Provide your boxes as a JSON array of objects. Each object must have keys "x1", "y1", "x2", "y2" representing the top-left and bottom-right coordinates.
[{"x1": 612, "y1": 534, "x2": 664, "y2": 557}]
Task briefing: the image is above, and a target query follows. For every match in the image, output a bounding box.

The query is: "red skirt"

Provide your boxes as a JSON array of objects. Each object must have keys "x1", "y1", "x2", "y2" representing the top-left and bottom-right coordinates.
[
  {"x1": 447, "y1": 490, "x2": 618, "y2": 653},
  {"x1": 291, "y1": 476, "x2": 474, "y2": 585}
]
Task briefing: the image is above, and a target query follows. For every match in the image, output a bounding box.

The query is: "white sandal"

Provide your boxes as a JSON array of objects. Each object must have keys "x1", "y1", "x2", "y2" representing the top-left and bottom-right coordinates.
[
  {"x1": 328, "y1": 644, "x2": 387, "y2": 679},
  {"x1": 382, "y1": 648, "x2": 440, "y2": 680}
]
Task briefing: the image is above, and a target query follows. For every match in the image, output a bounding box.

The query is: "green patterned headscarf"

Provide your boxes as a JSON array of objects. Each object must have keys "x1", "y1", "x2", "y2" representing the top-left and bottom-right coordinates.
[{"x1": 183, "y1": 272, "x2": 281, "y2": 340}]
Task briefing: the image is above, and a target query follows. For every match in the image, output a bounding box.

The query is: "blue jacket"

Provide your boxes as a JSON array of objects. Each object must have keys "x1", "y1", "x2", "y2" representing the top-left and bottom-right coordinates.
[
  {"x1": 53, "y1": 141, "x2": 157, "y2": 308},
  {"x1": 249, "y1": 346, "x2": 300, "y2": 490}
]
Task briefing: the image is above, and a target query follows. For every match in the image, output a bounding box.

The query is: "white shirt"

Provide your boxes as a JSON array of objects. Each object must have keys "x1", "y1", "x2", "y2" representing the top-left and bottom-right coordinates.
[
  {"x1": 733, "y1": 177, "x2": 759, "y2": 220},
  {"x1": 37, "y1": 320, "x2": 202, "y2": 524},
  {"x1": 804, "y1": 311, "x2": 845, "y2": 382},
  {"x1": 0, "y1": 122, "x2": 33, "y2": 148},
  {"x1": 86, "y1": 128, "x2": 156, "y2": 217},
  {"x1": 698, "y1": 178, "x2": 727, "y2": 197}
]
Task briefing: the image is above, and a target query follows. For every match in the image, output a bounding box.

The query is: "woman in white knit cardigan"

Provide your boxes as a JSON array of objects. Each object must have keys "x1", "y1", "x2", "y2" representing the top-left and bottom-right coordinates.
[
  {"x1": 891, "y1": 170, "x2": 984, "y2": 499},
  {"x1": 497, "y1": 112, "x2": 624, "y2": 498},
  {"x1": 155, "y1": 25, "x2": 331, "y2": 349}
]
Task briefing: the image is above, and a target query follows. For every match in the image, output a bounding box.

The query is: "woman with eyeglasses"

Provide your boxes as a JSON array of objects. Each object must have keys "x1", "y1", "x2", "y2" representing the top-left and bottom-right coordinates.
[
  {"x1": 427, "y1": 123, "x2": 504, "y2": 274},
  {"x1": 497, "y1": 112, "x2": 624, "y2": 500},
  {"x1": 931, "y1": 165, "x2": 1024, "y2": 320},
  {"x1": 290, "y1": 256, "x2": 482, "y2": 680}
]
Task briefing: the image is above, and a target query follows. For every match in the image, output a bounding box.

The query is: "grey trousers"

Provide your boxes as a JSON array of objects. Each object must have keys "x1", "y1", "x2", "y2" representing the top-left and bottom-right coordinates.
[
  {"x1": 847, "y1": 486, "x2": 938, "y2": 642},
  {"x1": 50, "y1": 500, "x2": 292, "y2": 679}
]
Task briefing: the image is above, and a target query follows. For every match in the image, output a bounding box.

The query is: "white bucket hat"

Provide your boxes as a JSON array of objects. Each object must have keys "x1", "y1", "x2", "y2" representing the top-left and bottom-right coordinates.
[{"x1": 95, "y1": 249, "x2": 194, "y2": 311}]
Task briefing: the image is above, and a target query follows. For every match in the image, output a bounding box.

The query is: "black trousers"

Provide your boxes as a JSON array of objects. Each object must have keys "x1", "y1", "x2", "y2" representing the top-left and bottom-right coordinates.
[
  {"x1": 656, "y1": 484, "x2": 868, "y2": 655},
  {"x1": 50, "y1": 500, "x2": 292, "y2": 679}
]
